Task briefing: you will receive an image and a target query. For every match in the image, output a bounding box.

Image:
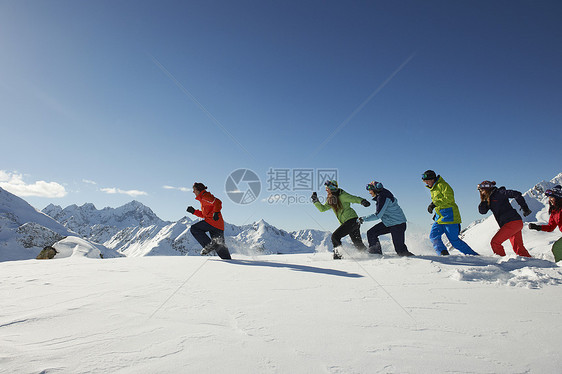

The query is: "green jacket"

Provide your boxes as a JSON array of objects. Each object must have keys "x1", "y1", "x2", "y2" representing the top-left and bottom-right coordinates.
[
  {"x1": 428, "y1": 176, "x2": 462, "y2": 224},
  {"x1": 314, "y1": 189, "x2": 363, "y2": 224}
]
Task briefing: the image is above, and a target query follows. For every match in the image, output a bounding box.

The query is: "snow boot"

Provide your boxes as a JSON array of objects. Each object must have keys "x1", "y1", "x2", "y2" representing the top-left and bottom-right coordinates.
[
  {"x1": 368, "y1": 242, "x2": 382, "y2": 255},
  {"x1": 215, "y1": 246, "x2": 232, "y2": 260},
  {"x1": 200, "y1": 244, "x2": 215, "y2": 256},
  {"x1": 333, "y1": 247, "x2": 343, "y2": 260},
  {"x1": 397, "y1": 250, "x2": 415, "y2": 257}
]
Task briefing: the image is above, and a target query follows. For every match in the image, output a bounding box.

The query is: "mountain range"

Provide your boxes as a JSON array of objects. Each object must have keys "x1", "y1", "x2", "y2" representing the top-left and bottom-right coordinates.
[
  {"x1": 42, "y1": 201, "x2": 329, "y2": 257},
  {"x1": 0, "y1": 186, "x2": 331, "y2": 261},
  {"x1": 1, "y1": 172, "x2": 560, "y2": 262}
]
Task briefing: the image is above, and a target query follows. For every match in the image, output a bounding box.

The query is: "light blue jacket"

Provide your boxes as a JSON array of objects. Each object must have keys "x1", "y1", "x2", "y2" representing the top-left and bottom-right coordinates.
[{"x1": 362, "y1": 189, "x2": 407, "y2": 227}]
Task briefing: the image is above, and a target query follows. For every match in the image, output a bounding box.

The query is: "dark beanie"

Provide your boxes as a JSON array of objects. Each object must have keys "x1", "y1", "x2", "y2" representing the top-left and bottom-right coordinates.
[{"x1": 422, "y1": 170, "x2": 437, "y2": 181}]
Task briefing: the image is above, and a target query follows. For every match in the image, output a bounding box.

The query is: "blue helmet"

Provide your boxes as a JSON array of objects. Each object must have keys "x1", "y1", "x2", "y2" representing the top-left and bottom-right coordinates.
[{"x1": 366, "y1": 181, "x2": 383, "y2": 192}]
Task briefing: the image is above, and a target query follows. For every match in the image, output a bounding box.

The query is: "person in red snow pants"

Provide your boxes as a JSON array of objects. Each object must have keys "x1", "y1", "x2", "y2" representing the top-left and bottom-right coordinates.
[
  {"x1": 477, "y1": 181, "x2": 532, "y2": 257},
  {"x1": 490, "y1": 220, "x2": 527, "y2": 257}
]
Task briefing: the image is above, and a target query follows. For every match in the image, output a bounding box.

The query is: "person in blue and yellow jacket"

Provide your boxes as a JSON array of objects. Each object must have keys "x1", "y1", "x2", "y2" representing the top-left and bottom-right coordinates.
[{"x1": 422, "y1": 170, "x2": 479, "y2": 256}]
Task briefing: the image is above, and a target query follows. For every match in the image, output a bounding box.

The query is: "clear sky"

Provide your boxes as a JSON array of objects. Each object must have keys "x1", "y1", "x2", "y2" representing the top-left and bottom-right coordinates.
[{"x1": 1, "y1": 0, "x2": 561, "y2": 233}]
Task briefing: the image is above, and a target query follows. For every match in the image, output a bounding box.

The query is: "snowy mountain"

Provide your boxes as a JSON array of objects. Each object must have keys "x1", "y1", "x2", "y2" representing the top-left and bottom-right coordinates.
[
  {"x1": 291, "y1": 228, "x2": 333, "y2": 251},
  {"x1": 461, "y1": 173, "x2": 562, "y2": 260},
  {"x1": 0, "y1": 187, "x2": 118, "y2": 261},
  {"x1": 226, "y1": 219, "x2": 314, "y2": 255},
  {"x1": 8, "y1": 172, "x2": 560, "y2": 261},
  {"x1": 41, "y1": 203, "x2": 326, "y2": 257},
  {"x1": 43, "y1": 200, "x2": 167, "y2": 243}
]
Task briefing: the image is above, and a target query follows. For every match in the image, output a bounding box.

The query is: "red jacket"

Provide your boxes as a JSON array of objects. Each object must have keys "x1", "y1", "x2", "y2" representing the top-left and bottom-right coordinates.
[
  {"x1": 194, "y1": 190, "x2": 224, "y2": 230},
  {"x1": 541, "y1": 208, "x2": 562, "y2": 233}
]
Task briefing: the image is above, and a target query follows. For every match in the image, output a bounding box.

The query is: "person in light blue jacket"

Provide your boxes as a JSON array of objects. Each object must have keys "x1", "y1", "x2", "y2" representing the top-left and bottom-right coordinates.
[{"x1": 358, "y1": 181, "x2": 414, "y2": 256}]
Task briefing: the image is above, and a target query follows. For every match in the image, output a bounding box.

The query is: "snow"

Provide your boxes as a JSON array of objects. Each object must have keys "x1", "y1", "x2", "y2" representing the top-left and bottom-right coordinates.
[
  {"x1": 52, "y1": 236, "x2": 102, "y2": 259},
  {"x1": 1, "y1": 253, "x2": 561, "y2": 373},
  {"x1": 2, "y1": 175, "x2": 562, "y2": 372}
]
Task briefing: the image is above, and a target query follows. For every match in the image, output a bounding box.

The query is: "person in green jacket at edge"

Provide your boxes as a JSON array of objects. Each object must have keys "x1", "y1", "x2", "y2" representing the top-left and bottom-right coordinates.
[
  {"x1": 422, "y1": 170, "x2": 479, "y2": 256},
  {"x1": 312, "y1": 180, "x2": 371, "y2": 259}
]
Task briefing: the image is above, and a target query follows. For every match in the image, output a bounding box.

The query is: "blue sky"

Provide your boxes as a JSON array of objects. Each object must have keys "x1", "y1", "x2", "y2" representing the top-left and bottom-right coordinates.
[{"x1": 1, "y1": 0, "x2": 561, "y2": 233}]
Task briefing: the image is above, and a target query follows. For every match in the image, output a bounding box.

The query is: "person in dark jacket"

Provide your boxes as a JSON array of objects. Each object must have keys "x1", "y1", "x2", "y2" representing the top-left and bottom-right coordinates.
[
  {"x1": 312, "y1": 180, "x2": 370, "y2": 259},
  {"x1": 529, "y1": 185, "x2": 562, "y2": 262},
  {"x1": 478, "y1": 180, "x2": 532, "y2": 257},
  {"x1": 358, "y1": 181, "x2": 414, "y2": 256},
  {"x1": 187, "y1": 182, "x2": 231, "y2": 260}
]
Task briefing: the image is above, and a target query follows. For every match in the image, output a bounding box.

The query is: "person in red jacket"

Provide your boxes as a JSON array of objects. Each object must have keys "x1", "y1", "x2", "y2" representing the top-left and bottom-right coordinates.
[
  {"x1": 187, "y1": 182, "x2": 231, "y2": 259},
  {"x1": 529, "y1": 185, "x2": 562, "y2": 262}
]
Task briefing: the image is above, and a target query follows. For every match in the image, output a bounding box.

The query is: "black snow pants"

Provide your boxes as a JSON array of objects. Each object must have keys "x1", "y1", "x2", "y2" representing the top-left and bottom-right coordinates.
[
  {"x1": 331, "y1": 218, "x2": 367, "y2": 250},
  {"x1": 366, "y1": 222, "x2": 408, "y2": 255},
  {"x1": 190, "y1": 221, "x2": 231, "y2": 259}
]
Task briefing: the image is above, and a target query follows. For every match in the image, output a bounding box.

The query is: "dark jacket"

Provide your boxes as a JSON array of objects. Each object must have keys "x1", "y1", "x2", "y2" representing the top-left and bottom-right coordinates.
[{"x1": 478, "y1": 187, "x2": 529, "y2": 227}]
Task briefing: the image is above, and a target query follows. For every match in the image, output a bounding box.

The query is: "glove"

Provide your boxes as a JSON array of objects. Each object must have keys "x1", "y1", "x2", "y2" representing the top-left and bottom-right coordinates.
[
  {"x1": 186, "y1": 206, "x2": 195, "y2": 214},
  {"x1": 522, "y1": 207, "x2": 532, "y2": 217},
  {"x1": 213, "y1": 212, "x2": 220, "y2": 221},
  {"x1": 357, "y1": 217, "x2": 364, "y2": 224},
  {"x1": 529, "y1": 223, "x2": 542, "y2": 231},
  {"x1": 311, "y1": 192, "x2": 319, "y2": 203},
  {"x1": 428, "y1": 202, "x2": 436, "y2": 214},
  {"x1": 361, "y1": 199, "x2": 371, "y2": 207}
]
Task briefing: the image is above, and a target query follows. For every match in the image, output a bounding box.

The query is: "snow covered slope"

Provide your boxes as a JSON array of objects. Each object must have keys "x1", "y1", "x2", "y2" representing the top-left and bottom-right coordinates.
[
  {"x1": 1, "y1": 253, "x2": 561, "y2": 373},
  {"x1": 462, "y1": 173, "x2": 562, "y2": 260},
  {"x1": 52, "y1": 236, "x2": 103, "y2": 259},
  {"x1": 0, "y1": 187, "x2": 119, "y2": 261}
]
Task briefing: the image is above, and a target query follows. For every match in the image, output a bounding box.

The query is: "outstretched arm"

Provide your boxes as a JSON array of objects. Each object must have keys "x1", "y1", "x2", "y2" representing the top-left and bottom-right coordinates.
[
  {"x1": 506, "y1": 189, "x2": 529, "y2": 211},
  {"x1": 541, "y1": 214, "x2": 558, "y2": 232},
  {"x1": 339, "y1": 191, "x2": 364, "y2": 205},
  {"x1": 314, "y1": 201, "x2": 332, "y2": 212},
  {"x1": 362, "y1": 198, "x2": 391, "y2": 222}
]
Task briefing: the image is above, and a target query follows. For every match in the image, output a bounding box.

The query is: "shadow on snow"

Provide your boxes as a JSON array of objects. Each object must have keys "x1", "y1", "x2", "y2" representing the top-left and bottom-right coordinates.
[
  {"x1": 415, "y1": 254, "x2": 557, "y2": 271},
  {"x1": 225, "y1": 259, "x2": 363, "y2": 278}
]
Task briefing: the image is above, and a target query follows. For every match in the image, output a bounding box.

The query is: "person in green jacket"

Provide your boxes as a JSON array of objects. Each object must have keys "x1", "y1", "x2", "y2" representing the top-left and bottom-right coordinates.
[
  {"x1": 312, "y1": 180, "x2": 370, "y2": 259},
  {"x1": 422, "y1": 170, "x2": 479, "y2": 256}
]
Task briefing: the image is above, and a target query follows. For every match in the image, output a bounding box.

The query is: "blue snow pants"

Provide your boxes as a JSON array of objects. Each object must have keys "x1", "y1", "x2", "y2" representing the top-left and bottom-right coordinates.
[{"x1": 429, "y1": 222, "x2": 478, "y2": 256}]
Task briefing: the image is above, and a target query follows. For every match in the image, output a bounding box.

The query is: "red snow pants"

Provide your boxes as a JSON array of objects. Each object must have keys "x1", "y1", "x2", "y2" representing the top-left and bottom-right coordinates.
[{"x1": 490, "y1": 219, "x2": 531, "y2": 257}]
